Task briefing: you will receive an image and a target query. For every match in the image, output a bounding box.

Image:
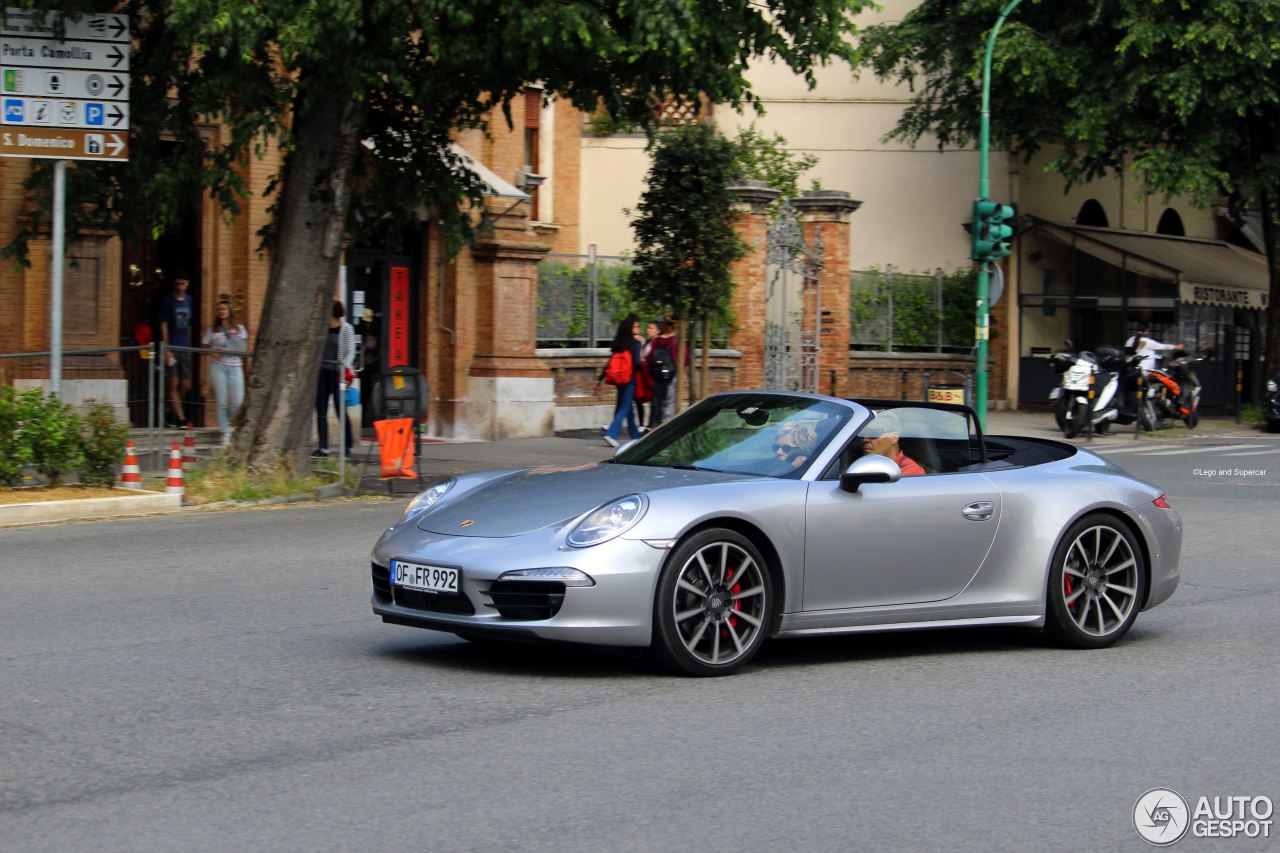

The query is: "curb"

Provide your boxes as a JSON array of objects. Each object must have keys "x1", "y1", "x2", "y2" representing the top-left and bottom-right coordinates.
[{"x1": 0, "y1": 490, "x2": 182, "y2": 529}]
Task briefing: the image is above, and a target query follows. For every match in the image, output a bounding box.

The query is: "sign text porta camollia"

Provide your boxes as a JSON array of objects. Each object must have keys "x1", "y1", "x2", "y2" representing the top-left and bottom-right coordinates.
[{"x1": 0, "y1": 6, "x2": 130, "y2": 161}]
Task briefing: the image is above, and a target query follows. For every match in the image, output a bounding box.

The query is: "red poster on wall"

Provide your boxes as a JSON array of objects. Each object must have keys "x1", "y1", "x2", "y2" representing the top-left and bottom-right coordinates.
[{"x1": 388, "y1": 265, "x2": 410, "y2": 367}]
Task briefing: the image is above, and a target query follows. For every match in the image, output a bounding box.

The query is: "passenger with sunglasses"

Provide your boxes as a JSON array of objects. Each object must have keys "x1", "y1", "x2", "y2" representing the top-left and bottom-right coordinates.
[{"x1": 772, "y1": 422, "x2": 817, "y2": 468}]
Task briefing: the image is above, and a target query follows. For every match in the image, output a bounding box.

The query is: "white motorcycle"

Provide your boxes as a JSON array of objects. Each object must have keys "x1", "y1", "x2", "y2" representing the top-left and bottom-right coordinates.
[{"x1": 1048, "y1": 342, "x2": 1154, "y2": 438}]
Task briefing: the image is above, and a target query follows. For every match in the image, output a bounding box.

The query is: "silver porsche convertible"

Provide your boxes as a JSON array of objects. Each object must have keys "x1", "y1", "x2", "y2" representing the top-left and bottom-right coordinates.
[{"x1": 370, "y1": 391, "x2": 1181, "y2": 676}]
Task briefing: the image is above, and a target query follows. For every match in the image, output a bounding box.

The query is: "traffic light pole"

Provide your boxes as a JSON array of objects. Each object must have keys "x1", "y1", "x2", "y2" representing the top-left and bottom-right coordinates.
[{"x1": 975, "y1": 0, "x2": 1025, "y2": 430}]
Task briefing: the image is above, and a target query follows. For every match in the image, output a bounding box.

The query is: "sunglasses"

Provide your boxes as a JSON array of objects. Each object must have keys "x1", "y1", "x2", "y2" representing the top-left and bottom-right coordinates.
[{"x1": 773, "y1": 442, "x2": 799, "y2": 454}]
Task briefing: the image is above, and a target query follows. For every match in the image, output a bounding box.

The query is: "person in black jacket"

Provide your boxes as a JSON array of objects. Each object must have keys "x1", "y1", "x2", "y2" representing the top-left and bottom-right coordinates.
[{"x1": 595, "y1": 314, "x2": 642, "y2": 447}]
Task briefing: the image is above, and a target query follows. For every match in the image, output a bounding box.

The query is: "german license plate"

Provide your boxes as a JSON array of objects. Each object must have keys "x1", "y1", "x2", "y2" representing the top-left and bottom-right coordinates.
[{"x1": 391, "y1": 559, "x2": 459, "y2": 594}]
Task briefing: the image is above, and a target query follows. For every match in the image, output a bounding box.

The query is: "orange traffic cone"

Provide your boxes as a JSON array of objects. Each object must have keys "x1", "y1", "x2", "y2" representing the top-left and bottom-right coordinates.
[
  {"x1": 183, "y1": 424, "x2": 197, "y2": 470},
  {"x1": 165, "y1": 442, "x2": 185, "y2": 496},
  {"x1": 118, "y1": 440, "x2": 142, "y2": 489}
]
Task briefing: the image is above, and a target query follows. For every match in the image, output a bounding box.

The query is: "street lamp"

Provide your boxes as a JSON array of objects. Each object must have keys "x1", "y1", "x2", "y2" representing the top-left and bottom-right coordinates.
[{"x1": 973, "y1": 0, "x2": 1026, "y2": 431}]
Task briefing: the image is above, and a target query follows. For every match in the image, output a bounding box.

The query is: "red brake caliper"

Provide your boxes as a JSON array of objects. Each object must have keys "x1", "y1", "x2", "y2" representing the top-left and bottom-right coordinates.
[
  {"x1": 722, "y1": 568, "x2": 742, "y2": 638},
  {"x1": 1064, "y1": 573, "x2": 1076, "y2": 611}
]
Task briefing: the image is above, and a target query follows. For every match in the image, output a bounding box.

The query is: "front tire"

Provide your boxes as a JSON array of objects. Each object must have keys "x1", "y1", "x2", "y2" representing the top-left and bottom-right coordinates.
[
  {"x1": 1064, "y1": 399, "x2": 1090, "y2": 438},
  {"x1": 651, "y1": 528, "x2": 773, "y2": 676},
  {"x1": 1045, "y1": 514, "x2": 1146, "y2": 649}
]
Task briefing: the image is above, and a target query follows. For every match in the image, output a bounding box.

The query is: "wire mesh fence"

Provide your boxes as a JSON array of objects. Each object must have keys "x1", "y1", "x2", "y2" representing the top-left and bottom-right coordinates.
[
  {"x1": 537, "y1": 249, "x2": 634, "y2": 348},
  {"x1": 850, "y1": 267, "x2": 977, "y2": 354}
]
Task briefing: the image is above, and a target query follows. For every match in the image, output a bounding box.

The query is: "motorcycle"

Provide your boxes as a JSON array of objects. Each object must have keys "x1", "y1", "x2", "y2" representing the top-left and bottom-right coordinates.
[
  {"x1": 1145, "y1": 351, "x2": 1204, "y2": 429},
  {"x1": 1048, "y1": 341, "x2": 1155, "y2": 438}
]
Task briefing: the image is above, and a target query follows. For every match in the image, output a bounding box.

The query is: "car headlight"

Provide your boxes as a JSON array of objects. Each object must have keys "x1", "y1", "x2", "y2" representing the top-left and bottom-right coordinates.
[
  {"x1": 1268, "y1": 379, "x2": 1278, "y2": 394},
  {"x1": 401, "y1": 478, "x2": 456, "y2": 522},
  {"x1": 566, "y1": 494, "x2": 647, "y2": 547}
]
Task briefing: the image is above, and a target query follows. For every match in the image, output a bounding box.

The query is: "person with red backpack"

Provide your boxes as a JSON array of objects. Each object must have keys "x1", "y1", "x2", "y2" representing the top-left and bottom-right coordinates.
[{"x1": 595, "y1": 314, "x2": 642, "y2": 447}]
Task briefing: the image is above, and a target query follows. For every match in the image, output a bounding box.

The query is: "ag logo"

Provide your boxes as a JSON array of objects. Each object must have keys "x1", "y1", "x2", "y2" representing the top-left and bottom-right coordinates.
[{"x1": 1134, "y1": 788, "x2": 1190, "y2": 846}]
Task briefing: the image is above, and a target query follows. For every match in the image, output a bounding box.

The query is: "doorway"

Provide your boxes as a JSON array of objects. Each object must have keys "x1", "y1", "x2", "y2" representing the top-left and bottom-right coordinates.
[
  {"x1": 345, "y1": 247, "x2": 417, "y2": 431},
  {"x1": 118, "y1": 192, "x2": 202, "y2": 427}
]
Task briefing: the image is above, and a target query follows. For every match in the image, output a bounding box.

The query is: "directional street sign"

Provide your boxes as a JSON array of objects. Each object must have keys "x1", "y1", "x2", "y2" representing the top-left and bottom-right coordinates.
[
  {"x1": 0, "y1": 7, "x2": 130, "y2": 160},
  {"x1": 2, "y1": 68, "x2": 128, "y2": 100},
  {"x1": 1, "y1": 37, "x2": 128, "y2": 71},
  {"x1": 0, "y1": 126, "x2": 127, "y2": 160},
  {"x1": 2, "y1": 96, "x2": 128, "y2": 129},
  {"x1": 1, "y1": 8, "x2": 128, "y2": 42}
]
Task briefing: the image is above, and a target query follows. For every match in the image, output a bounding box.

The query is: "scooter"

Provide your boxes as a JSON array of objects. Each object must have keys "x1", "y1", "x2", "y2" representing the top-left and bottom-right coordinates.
[
  {"x1": 1146, "y1": 351, "x2": 1203, "y2": 429},
  {"x1": 1048, "y1": 341, "x2": 1154, "y2": 438}
]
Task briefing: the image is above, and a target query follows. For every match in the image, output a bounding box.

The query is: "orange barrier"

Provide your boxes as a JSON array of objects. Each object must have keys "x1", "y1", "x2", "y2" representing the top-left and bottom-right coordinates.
[
  {"x1": 118, "y1": 440, "x2": 142, "y2": 489},
  {"x1": 182, "y1": 425, "x2": 197, "y2": 470},
  {"x1": 165, "y1": 442, "x2": 185, "y2": 496},
  {"x1": 374, "y1": 418, "x2": 417, "y2": 480}
]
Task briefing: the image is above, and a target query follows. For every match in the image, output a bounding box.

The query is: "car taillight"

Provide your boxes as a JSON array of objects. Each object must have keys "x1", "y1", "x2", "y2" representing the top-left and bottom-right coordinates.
[{"x1": 1153, "y1": 494, "x2": 1171, "y2": 508}]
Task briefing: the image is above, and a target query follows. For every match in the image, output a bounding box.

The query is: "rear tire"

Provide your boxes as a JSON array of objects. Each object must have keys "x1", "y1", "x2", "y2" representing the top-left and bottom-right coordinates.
[
  {"x1": 651, "y1": 528, "x2": 773, "y2": 677},
  {"x1": 1184, "y1": 411, "x2": 1199, "y2": 429},
  {"x1": 1045, "y1": 513, "x2": 1146, "y2": 649}
]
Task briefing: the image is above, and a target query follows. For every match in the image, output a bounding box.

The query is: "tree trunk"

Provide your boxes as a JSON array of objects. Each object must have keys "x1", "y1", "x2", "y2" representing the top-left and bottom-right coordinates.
[{"x1": 229, "y1": 93, "x2": 369, "y2": 470}]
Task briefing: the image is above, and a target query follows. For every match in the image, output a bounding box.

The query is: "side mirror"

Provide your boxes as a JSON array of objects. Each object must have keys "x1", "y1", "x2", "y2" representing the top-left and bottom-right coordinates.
[{"x1": 839, "y1": 455, "x2": 902, "y2": 492}]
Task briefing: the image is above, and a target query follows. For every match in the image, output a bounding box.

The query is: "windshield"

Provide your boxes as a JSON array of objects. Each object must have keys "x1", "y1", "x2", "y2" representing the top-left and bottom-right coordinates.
[{"x1": 612, "y1": 392, "x2": 852, "y2": 478}]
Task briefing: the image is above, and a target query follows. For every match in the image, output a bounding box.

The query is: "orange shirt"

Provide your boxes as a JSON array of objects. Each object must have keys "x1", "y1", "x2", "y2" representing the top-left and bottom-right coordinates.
[{"x1": 895, "y1": 452, "x2": 926, "y2": 476}]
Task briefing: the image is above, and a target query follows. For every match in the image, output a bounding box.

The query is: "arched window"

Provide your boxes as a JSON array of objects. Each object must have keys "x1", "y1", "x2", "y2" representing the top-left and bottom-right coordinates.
[
  {"x1": 1156, "y1": 209, "x2": 1185, "y2": 236},
  {"x1": 1076, "y1": 200, "x2": 1109, "y2": 227}
]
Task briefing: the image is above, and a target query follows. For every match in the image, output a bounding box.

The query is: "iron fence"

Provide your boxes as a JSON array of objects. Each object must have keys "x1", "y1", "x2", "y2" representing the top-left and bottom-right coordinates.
[{"x1": 850, "y1": 266, "x2": 976, "y2": 354}]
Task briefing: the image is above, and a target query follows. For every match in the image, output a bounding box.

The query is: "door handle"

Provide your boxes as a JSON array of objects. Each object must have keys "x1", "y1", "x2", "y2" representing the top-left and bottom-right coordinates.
[{"x1": 962, "y1": 501, "x2": 994, "y2": 521}]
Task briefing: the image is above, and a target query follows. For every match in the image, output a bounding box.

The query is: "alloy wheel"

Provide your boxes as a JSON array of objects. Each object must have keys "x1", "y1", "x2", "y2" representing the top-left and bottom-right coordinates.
[
  {"x1": 1060, "y1": 524, "x2": 1140, "y2": 638},
  {"x1": 669, "y1": 539, "x2": 769, "y2": 667}
]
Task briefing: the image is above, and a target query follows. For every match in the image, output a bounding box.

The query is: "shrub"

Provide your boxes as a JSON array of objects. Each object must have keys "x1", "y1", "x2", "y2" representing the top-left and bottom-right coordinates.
[
  {"x1": 19, "y1": 389, "x2": 83, "y2": 486},
  {"x1": 79, "y1": 400, "x2": 130, "y2": 487},
  {"x1": 0, "y1": 385, "x2": 29, "y2": 487}
]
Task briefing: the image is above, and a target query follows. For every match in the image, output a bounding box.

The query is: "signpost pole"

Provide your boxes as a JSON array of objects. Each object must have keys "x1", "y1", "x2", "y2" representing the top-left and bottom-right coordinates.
[{"x1": 50, "y1": 158, "x2": 65, "y2": 396}]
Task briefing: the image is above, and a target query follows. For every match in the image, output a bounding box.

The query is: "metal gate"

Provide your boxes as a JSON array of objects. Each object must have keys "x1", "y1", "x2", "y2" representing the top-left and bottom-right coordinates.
[{"x1": 763, "y1": 201, "x2": 824, "y2": 391}]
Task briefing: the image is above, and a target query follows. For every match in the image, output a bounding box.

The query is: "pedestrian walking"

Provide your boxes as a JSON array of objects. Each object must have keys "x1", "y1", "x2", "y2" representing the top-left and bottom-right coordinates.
[
  {"x1": 596, "y1": 314, "x2": 642, "y2": 447},
  {"x1": 313, "y1": 300, "x2": 357, "y2": 458},
  {"x1": 648, "y1": 317, "x2": 678, "y2": 426},
  {"x1": 158, "y1": 271, "x2": 196, "y2": 427},
  {"x1": 202, "y1": 299, "x2": 248, "y2": 446}
]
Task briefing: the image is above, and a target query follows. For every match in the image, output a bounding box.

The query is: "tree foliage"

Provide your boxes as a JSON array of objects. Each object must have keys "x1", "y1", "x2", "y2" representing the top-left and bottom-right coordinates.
[
  {"x1": 853, "y1": 0, "x2": 1280, "y2": 373},
  {"x1": 629, "y1": 123, "x2": 749, "y2": 326},
  {"x1": 9, "y1": 0, "x2": 868, "y2": 464}
]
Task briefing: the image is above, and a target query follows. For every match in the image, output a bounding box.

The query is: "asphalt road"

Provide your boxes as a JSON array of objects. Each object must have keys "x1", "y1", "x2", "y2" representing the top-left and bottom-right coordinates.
[{"x1": 2, "y1": 436, "x2": 1278, "y2": 852}]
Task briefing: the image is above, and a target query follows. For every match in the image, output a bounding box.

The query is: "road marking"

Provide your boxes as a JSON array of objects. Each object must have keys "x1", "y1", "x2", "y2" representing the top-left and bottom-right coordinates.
[
  {"x1": 1218, "y1": 449, "x2": 1280, "y2": 457},
  {"x1": 1093, "y1": 443, "x2": 1182, "y2": 454},
  {"x1": 1142, "y1": 444, "x2": 1259, "y2": 456}
]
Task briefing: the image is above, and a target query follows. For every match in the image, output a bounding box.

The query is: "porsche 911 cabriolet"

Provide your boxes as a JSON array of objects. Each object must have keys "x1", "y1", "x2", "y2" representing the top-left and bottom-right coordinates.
[{"x1": 370, "y1": 391, "x2": 1181, "y2": 676}]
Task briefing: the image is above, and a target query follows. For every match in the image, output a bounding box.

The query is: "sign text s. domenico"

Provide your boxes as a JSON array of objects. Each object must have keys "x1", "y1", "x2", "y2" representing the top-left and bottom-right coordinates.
[{"x1": 1134, "y1": 788, "x2": 1274, "y2": 845}]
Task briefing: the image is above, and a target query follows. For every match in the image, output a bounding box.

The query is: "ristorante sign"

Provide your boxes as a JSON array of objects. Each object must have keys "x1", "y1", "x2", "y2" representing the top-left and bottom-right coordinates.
[{"x1": 1179, "y1": 281, "x2": 1269, "y2": 310}]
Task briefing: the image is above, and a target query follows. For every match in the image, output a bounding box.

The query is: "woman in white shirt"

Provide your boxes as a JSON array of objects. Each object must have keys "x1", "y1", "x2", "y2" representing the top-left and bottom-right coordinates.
[{"x1": 202, "y1": 300, "x2": 248, "y2": 446}]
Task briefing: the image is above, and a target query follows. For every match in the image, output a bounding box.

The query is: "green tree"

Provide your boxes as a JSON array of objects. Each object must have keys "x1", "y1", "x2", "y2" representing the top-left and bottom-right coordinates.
[
  {"x1": 9, "y1": 0, "x2": 865, "y2": 468},
  {"x1": 733, "y1": 123, "x2": 819, "y2": 214},
  {"x1": 853, "y1": 0, "x2": 1280, "y2": 375},
  {"x1": 629, "y1": 123, "x2": 748, "y2": 404}
]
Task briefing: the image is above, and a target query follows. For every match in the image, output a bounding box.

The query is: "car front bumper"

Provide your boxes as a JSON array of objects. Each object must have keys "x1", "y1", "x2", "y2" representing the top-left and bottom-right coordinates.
[{"x1": 370, "y1": 529, "x2": 667, "y2": 647}]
